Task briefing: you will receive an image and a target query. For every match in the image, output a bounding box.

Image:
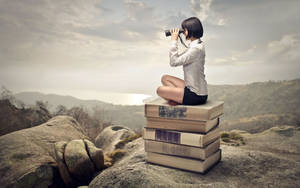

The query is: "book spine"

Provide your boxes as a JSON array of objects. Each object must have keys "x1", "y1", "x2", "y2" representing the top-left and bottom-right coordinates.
[
  {"x1": 155, "y1": 129, "x2": 182, "y2": 144},
  {"x1": 144, "y1": 120, "x2": 220, "y2": 146},
  {"x1": 158, "y1": 105, "x2": 188, "y2": 119},
  {"x1": 143, "y1": 128, "x2": 204, "y2": 147},
  {"x1": 144, "y1": 138, "x2": 220, "y2": 160},
  {"x1": 146, "y1": 149, "x2": 221, "y2": 173},
  {"x1": 145, "y1": 103, "x2": 224, "y2": 121},
  {"x1": 146, "y1": 117, "x2": 220, "y2": 133}
]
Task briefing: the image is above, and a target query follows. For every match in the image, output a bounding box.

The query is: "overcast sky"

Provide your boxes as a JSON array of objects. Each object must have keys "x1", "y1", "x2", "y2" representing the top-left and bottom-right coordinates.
[{"x1": 0, "y1": 0, "x2": 299, "y2": 99}]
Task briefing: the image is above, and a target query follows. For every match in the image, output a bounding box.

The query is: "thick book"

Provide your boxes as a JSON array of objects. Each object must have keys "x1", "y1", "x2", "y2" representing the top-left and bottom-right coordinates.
[
  {"x1": 144, "y1": 97, "x2": 224, "y2": 121},
  {"x1": 142, "y1": 125, "x2": 220, "y2": 147},
  {"x1": 146, "y1": 116, "x2": 219, "y2": 133},
  {"x1": 144, "y1": 138, "x2": 220, "y2": 160},
  {"x1": 146, "y1": 149, "x2": 222, "y2": 173}
]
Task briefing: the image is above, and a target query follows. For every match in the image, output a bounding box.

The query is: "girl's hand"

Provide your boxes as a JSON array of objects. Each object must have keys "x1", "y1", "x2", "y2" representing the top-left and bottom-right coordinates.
[{"x1": 170, "y1": 28, "x2": 179, "y2": 41}]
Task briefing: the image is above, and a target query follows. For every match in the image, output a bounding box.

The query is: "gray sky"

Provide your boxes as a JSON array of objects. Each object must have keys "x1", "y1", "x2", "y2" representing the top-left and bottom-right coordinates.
[{"x1": 0, "y1": 0, "x2": 300, "y2": 99}]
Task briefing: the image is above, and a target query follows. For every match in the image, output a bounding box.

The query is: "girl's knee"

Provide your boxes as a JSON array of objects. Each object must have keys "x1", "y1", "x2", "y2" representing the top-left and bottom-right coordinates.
[
  {"x1": 156, "y1": 86, "x2": 163, "y2": 95},
  {"x1": 161, "y1": 74, "x2": 169, "y2": 83}
]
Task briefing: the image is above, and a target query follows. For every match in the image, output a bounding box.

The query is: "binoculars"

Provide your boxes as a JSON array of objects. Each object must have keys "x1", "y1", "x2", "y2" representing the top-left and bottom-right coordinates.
[{"x1": 165, "y1": 29, "x2": 184, "y2": 37}]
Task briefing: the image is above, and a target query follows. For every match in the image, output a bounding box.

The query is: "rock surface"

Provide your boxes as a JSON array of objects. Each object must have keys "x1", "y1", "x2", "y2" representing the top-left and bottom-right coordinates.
[
  {"x1": 89, "y1": 126, "x2": 300, "y2": 188},
  {"x1": 84, "y1": 139, "x2": 105, "y2": 170},
  {"x1": 53, "y1": 138, "x2": 105, "y2": 188},
  {"x1": 0, "y1": 115, "x2": 89, "y2": 188},
  {"x1": 54, "y1": 141, "x2": 76, "y2": 187},
  {"x1": 64, "y1": 139, "x2": 96, "y2": 183},
  {"x1": 239, "y1": 125, "x2": 300, "y2": 162},
  {"x1": 95, "y1": 125, "x2": 136, "y2": 153}
]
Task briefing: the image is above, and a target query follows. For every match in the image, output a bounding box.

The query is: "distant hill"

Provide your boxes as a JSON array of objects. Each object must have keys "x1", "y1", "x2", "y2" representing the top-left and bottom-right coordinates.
[
  {"x1": 208, "y1": 78, "x2": 300, "y2": 120},
  {"x1": 220, "y1": 112, "x2": 300, "y2": 133},
  {"x1": 13, "y1": 91, "x2": 145, "y2": 132},
  {"x1": 12, "y1": 78, "x2": 300, "y2": 131},
  {"x1": 13, "y1": 91, "x2": 114, "y2": 113}
]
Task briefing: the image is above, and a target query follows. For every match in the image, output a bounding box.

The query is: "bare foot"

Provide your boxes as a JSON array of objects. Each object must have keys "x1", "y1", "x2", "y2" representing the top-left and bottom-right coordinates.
[{"x1": 168, "y1": 100, "x2": 179, "y2": 106}]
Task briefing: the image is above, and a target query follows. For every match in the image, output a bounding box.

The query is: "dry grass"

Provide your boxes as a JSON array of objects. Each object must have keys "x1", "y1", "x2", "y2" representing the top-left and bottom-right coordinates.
[
  {"x1": 115, "y1": 133, "x2": 142, "y2": 149},
  {"x1": 220, "y1": 131, "x2": 245, "y2": 146},
  {"x1": 106, "y1": 149, "x2": 127, "y2": 164}
]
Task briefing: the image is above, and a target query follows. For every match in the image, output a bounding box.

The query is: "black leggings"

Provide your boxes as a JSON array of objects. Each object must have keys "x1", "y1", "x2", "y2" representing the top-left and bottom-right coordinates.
[{"x1": 182, "y1": 86, "x2": 208, "y2": 105}]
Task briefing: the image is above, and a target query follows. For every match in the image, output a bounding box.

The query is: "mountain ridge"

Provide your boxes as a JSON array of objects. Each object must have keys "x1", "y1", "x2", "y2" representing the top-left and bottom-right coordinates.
[{"x1": 8, "y1": 78, "x2": 300, "y2": 131}]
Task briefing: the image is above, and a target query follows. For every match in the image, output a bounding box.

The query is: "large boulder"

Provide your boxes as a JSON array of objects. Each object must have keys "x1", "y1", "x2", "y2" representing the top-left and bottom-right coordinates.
[
  {"x1": 64, "y1": 139, "x2": 96, "y2": 183},
  {"x1": 238, "y1": 125, "x2": 300, "y2": 161},
  {"x1": 0, "y1": 115, "x2": 89, "y2": 188},
  {"x1": 84, "y1": 139, "x2": 105, "y2": 170},
  {"x1": 54, "y1": 141, "x2": 76, "y2": 187},
  {"x1": 53, "y1": 139, "x2": 105, "y2": 188},
  {"x1": 89, "y1": 126, "x2": 300, "y2": 187},
  {"x1": 95, "y1": 125, "x2": 136, "y2": 153}
]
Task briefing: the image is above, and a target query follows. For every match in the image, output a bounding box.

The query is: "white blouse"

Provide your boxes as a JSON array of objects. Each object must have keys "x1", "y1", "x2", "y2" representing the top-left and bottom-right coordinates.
[{"x1": 169, "y1": 38, "x2": 208, "y2": 96}]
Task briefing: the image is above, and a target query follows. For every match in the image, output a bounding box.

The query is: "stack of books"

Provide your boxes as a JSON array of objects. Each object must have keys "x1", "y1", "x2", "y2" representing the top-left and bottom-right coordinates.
[{"x1": 143, "y1": 97, "x2": 224, "y2": 173}]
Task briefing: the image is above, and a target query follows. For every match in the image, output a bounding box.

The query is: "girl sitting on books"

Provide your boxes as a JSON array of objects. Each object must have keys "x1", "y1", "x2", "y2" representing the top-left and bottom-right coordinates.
[{"x1": 156, "y1": 16, "x2": 208, "y2": 106}]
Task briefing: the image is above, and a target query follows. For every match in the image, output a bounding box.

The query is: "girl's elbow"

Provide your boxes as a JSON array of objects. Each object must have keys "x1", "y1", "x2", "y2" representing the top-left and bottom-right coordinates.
[
  {"x1": 169, "y1": 61, "x2": 178, "y2": 67},
  {"x1": 169, "y1": 59, "x2": 176, "y2": 67},
  {"x1": 169, "y1": 62, "x2": 175, "y2": 67}
]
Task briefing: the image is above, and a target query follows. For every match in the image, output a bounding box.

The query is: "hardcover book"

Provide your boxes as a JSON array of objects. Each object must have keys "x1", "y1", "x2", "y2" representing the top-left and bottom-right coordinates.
[
  {"x1": 146, "y1": 116, "x2": 219, "y2": 133},
  {"x1": 144, "y1": 97, "x2": 224, "y2": 121},
  {"x1": 144, "y1": 138, "x2": 220, "y2": 160},
  {"x1": 142, "y1": 125, "x2": 220, "y2": 147},
  {"x1": 146, "y1": 149, "x2": 222, "y2": 173}
]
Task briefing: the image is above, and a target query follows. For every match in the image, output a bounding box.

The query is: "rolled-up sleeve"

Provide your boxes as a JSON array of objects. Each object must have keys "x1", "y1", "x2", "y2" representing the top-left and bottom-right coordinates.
[{"x1": 169, "y1": 40, "x2": 198, "y2": 67}]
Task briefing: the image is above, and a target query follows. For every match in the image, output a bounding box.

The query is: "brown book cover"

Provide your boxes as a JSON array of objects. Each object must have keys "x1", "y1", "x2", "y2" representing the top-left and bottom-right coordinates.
[
  {"x1": 144, "y1": 97, "x2": 224, "y2": 121},
  {"x1": 146, "y1": 116, "x2": 219, "y2": 133},
  {"x1": 146, "y1": 149, "x2": 222, "y2": 173},
  {"x1": 144, "y1": 138, "x2": 220, "y2": 160},
  {"x1": 142, "y1": 125, "x2": 220, "y2": 147}
]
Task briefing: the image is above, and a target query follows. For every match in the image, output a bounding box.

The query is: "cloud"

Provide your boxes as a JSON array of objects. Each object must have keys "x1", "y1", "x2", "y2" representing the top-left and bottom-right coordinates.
[
  {"x1": 190, "y1": 0, "x2": 227, "y2": 26},
  {"x1": 190, "y1": 0, "x2": 212, "y2": 21},
  {"x1": 267, "y1": 33, "x2": 300, "y2": 63},
  {"x1": 0, "y1": 0, "x2": 299, "y2": 95},
  {"x1": 0, "y1": 0, "x2": 105, "y2": 66},
  {"x1": 208, "y1": 33, "x2": 300, "y2": 66},
  {"x1": 75, "y1": 0, "x2": 164, "y2": 42},
  {"x1": 208, "y1": 45, "x2": 262, "y2": 66},
  {"x1": 0, "y1": 0, "x2": 169, "y2": 71},
  {"x1": 124, "y1": 0, "x2": 154, "y2": 21}
]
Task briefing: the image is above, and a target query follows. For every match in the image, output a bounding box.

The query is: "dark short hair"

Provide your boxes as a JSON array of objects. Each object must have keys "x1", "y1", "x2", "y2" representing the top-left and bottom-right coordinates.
[{"x1": 181, "y1": 17, "x2": 203, "y2": 39}]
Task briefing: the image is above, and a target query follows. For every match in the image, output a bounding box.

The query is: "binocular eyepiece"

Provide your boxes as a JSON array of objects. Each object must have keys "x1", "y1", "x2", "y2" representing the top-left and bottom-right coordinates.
[{"x1": 165, "y1": 29, "x2": 184, "y2": 37}]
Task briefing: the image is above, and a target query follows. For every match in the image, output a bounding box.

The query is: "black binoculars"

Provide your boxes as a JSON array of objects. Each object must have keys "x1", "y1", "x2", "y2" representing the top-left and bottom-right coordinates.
[{"x1": 165, "y1": 29, "x2": 184, "y2": 37}]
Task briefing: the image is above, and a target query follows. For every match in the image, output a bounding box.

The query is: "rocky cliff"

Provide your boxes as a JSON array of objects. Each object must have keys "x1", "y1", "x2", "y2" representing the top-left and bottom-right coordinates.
[
  {"x1": 0, "y1": 115, "x2": 89, "y2": 187},
  {"x1": 0, "y1": 115, "x2": 299, "y2": 187},
  {"x1": 89, "y1": 125, "x2": 300, "y2": 188}
]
